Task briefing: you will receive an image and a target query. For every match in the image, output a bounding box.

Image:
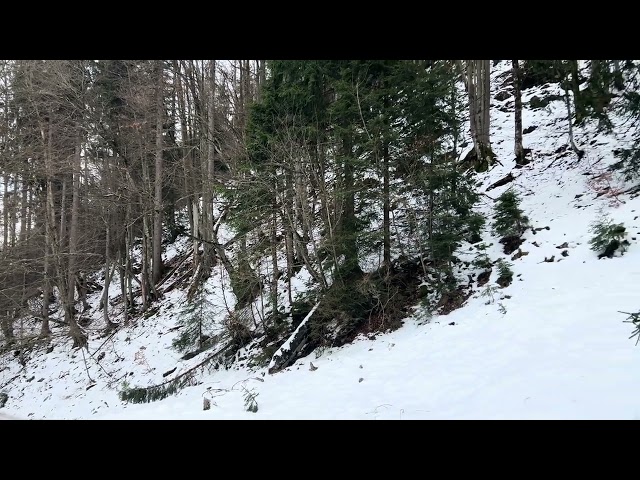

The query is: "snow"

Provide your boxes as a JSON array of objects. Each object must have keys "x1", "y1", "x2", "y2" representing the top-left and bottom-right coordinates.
[
  {"x1": 267, "y1": 301, "x2": 320, "y2": 372},
  {"x1": 2, "y1": 61, "x2": 640, "y2": 419}
]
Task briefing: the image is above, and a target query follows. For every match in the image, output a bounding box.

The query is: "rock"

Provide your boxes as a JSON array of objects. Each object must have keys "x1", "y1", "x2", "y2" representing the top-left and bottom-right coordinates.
[
  {"x1": 203, "y1": 398, "x2": 211, "y2": 411},
  {"x1": 543, "y1": 255, "x2": 555, "y2": 263},
  {"x1": 556, "y1": 242, "x2": 569, "y2": 249},
  {"x1": 561, "y1": 250, "x2": 569, "y2": 257},
  {"x1": 0, "y1": 392, "x2": 8, "y2": 408},
  {"x1": 523, "y1": 125, "x2": 538, "y2": 134},
  {"x1": 46, "y1": 346, "x2": 54, "y2": 354},
  {"x1": 309, "y1": 362, "x2": 318, "y2": 371},
  {"x1": 359, "y1": 378, "x2": 364, "y2": 383},
  {"x1": 448, "y1": 322, "x2": 456, "y2": 326},
  {"x1": 477, "y1": 269, "x2": 492, "y2": 287},
  {"x1": 500, "y1": 235, "x2": 525, "y2": 255},
  {"x1": 495, "y1": 89, "x2": 512, "y2": 101},
  {"x1": 511, "y1": 249, "x2": 529, "y2": 261}
]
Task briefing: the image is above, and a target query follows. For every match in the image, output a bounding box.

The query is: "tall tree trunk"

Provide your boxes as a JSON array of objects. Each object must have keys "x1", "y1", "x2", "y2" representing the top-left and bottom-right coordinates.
[
  {"x1": 67, "y1": 141, "x2": 87, "y2": 349},
  {"x1": 467, "y1": 60, "x2": 492, "y2": 170},
  {"x1": 59, "y1": 175, "x2": 67, "y2": 252},
  {"x1": 200, "y1": 59, "x2": 217, "y2": 277},
  {"x1": 19, "y1": 167, "x2": 28, "y2": 242},
  {"x1": 152, "y1": 60, "x2": 164, "y2": 285},
  {"x1": 2, "y1": 174, "x2": 8, "y2": 247},
  {"x1": 40, "y1": 194, "x2": 52, "y2": 338},
  {"x1": 512, "y1": 60, "x2": 524, "y2": 164},
  {"x1": 568, "y1": 60, "x2": 584, "y2": 124}
]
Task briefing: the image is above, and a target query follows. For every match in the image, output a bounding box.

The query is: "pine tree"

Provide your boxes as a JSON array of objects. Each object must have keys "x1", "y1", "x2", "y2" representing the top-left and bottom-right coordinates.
[
  {"x1": 172, "y1": 283, "x2": 217, "y2": 354},
  {"x1": 496, "y1": 259, "x2": 514, "y2": 287},
  {"x1": 589, "y1": 215, "x2": 628, "y2": 258},
  {"x1": 493, "y1": 189, "x2": 530, "y2": 238},
  {"x1": 615, "y1": 62, "x2": 640, "y2": 180}
]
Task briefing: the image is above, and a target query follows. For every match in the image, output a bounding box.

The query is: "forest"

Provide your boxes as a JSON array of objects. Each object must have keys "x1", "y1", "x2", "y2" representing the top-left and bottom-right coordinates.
[{"x1": 1, "y1": 60, "x2": 639, "y2": 400}]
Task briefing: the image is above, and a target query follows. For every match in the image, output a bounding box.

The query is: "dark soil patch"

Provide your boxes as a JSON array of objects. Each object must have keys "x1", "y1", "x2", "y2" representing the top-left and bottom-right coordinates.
[
  {"x1": 477, "y1": 269, "x2": 492, "y2": 287},
  {"x1": 500, "y1": 235, "x2": 525, "y2": 255},
  {"x1": 437, "y1": 287, "x2": 472, "y2": 315},
  {"x1": 496, "y1": 275, "x2": 513, "y2": 288}
]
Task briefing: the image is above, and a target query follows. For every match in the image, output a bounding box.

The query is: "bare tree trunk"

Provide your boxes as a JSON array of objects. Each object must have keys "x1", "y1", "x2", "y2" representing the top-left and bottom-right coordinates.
[
  {"x1": 568, "y1": 60, "x2": 584, "y2": 124},
  {"x1": 123, "y1": 203, "x2": 133, "y2": 324},
  {"x1": 270, "y1": 191, "x2": 279, "y2": 314},
  {"x1": 481, "y1": 59, "x2": 491, "y2": 149},
  {"x1": 67, "y1": 141, "x2": 87, "y2": 349},
  {"x1": 563, "y1": 86, "x2": 583, "y2": 160},
  {"x1": 152, "y1": 60, "x2": 164, "y2": 285},
  {"x1": 466, "y1": 60, "x2": 493, "y2": 169},
  {"x1": 200, "y1": 59, "x2": 217, "y2": 276},
  {"x1": 512, "y1": 60, "x2": 524, "y2": 164},
  {"x1": 467, "y1": 61, "x2": 478, "y2": 156},
  {"x1": 40, "y1": 197, "x2": 52, "y2": 338},
  {"x1": 59, "y1": 175, "x2": 67, "y2": 252},
  {"x1": 2, "y1": 174, "x2": 8, "y2": 246},
  {"x1": 102, "y1": 220, "x2": 114, "y2": 328},
  {"x1": 26, "y1": 185, "x2": 32, "y2": 235},
  {"x1": 19, "y1": 169, "x2": 28, "y2": 242}
]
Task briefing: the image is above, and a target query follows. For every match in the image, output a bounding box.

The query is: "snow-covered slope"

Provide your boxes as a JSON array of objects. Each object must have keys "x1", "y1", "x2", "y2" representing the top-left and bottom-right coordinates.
[{"x1": 2, "y1": 61, "x2": 640, "y2": 419}]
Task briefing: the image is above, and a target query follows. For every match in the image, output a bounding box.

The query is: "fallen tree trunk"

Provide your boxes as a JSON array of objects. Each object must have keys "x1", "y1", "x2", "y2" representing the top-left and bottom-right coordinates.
[
  {"x1": 486, "y1": 172, "x2": 516, "y2": 191},
  {"x1": 268, "y1": 302, "x2": 321, "y2": 375}
]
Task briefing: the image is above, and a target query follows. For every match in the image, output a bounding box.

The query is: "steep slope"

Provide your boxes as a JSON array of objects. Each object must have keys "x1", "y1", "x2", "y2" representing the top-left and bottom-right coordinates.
[{"x1": 1, "y1": 61, "x2": 640, "y2": 419}]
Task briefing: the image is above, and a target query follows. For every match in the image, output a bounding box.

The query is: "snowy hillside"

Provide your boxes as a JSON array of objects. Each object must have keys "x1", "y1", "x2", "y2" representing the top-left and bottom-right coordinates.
[{"x1": 1, "y1": 61, "x2": 640, "y2": 419}]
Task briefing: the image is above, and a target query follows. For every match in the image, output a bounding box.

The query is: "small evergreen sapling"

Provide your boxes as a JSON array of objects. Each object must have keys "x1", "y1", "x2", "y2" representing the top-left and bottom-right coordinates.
[
  {"x1": 172, "y1": 284, "x2": 217, "y2": 353},
  {"x1": 589, "y1": 216, "x2": 629, "y2": 258},
  {"x1": 472, "y1": 243, "x2": 492, "y2": 270},
  {"x1": 243, "y1": 387, "x2": 259, "y2": 413},
  {"x1": 493, "y1": 189, "x2": 530, "y2": 238},
  {"x1": 620, "y1": 310, "x2": 640, "y2": 345},
  {"x1": 496, "y1": 259, "x2": 514, "y2": 287}
]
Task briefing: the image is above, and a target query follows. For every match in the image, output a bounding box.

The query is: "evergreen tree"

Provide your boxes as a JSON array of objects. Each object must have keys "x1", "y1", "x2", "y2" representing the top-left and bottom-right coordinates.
[
  {"x1": 172, "y1": 283, "x2": 217, "y2": 354},
  {"x1": 493, "y1": 189, "x2": 530, "y2": 238},
  {"x1": 615, "y1": 62, "x2": 640, "y2": 180},
  {"x1": 589, "y1": 216, "x2": 628, "y2": 259}
]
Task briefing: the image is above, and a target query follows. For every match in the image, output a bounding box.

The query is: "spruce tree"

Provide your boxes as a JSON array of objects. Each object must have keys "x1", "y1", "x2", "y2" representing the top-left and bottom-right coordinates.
[
  {"x1": 493, "y1": 189, "x2": 530, "y2": 238},
  {"x1": 589, "y1": 216, "x2": 628, "y2": 258},
  {"x1": 172, "y1": 283, "x2": 217, "y2": 354}
]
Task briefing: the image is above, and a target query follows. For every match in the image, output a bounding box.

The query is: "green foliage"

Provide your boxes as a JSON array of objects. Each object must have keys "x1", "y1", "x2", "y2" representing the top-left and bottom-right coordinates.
[
  {"x1": 496, "y1": 259, "x2": 514, "y2": 285},
  {"x1": 239, "y1": 60, "x2": 483, "y2": 340},
  {"x1": 119, "y1": 371, "x2": 198, "y2": 404},
  {"x1": 589, "y1": 216, "x2": 628, "y2": 257},
  {"x1": 243, "y1": 387, "x2": 259, "y2": 413},
  {"x1": 493, "y1": 189, "x2": 530, "y2": 238},
  {"x1": 480, "y1": 284, "x2": 499, "y2": 304},
  {"x1": 466, "y1": 212, "x2": 486, "y2": 244},
  {"x1": 172, "y1": 284, "x2": 217, "y2": 353},
  {"x1": 616, "y1": 65, "x2": 640, "y2": 180},
  {"x1": 621, "y1": 310, "x2": 640, "y2": 345},
  {"x1": 472, "y1": 243, "x2": 492, "y2": 270}
]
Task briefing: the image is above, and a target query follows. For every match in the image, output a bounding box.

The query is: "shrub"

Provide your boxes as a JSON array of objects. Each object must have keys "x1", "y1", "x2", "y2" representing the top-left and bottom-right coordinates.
[
  {"x1": 496, "y1": 259, "x2": 514, "y2": 287},
  {"x1": 493, "y1": 189, "x2": 530, "y2": 238},
  {"x1": 589, "y1": 215, "x2": 628, "y2": 258}
]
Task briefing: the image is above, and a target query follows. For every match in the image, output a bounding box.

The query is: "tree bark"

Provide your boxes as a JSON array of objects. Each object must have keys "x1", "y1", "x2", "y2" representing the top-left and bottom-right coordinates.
[
  {"x1": 66, "y1": 141, "x2": 87, "y2": 349},
  {"x1": 152, "y1": 60, "x2": 164, "y2": 285},
  {"x1": 512, "y1": 60, "x2": 524, "y2": 164}
]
